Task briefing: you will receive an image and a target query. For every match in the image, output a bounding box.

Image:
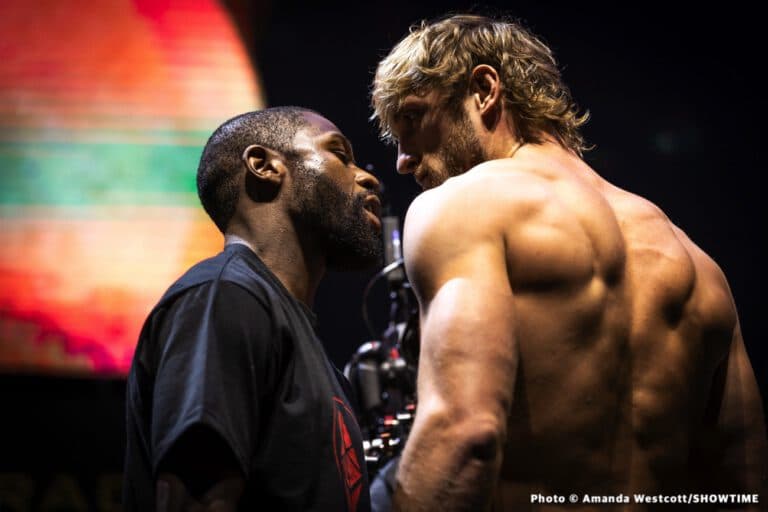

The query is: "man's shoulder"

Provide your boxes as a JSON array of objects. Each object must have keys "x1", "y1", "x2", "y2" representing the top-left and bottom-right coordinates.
[
  {"x1": 405, "y1": 159, "x2": 558, "y2": 242},
  {"x1": 670, "y1": 225, "x2": 736, "y2": 321},
  {"x1": 158, "y1": 246, "x2": 275, "y2": 307},
  {"x1": 609, "y1": 187, "x2": 732, "y2": 296},
  {"x1": 402, "y1": 162, "x2": 536, "y2": 287}
]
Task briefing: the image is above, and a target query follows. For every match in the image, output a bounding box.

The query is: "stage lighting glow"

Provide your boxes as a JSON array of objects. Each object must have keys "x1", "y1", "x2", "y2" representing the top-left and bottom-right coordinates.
[{"x1": 0, "y1": 0, "x2": 265, "y2": 375}]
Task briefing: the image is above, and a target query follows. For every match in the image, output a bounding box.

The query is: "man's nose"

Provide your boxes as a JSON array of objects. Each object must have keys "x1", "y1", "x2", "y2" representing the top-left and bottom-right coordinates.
[
  {"x1": 396, "y1": 148, "x2": 419, "y2": 175},
  {"x1": 355, "y1": 167, "x2": 381, "y2": 193}
]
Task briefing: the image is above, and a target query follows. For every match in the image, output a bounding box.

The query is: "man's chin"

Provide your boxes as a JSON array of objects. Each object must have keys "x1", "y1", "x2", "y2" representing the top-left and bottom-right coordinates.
[
  {"x1": 324, "y1": 220, "x2": 381, "y2": 271},
  {"x1": 419, "y1": 168, "x2": 455, "y2": 190}
]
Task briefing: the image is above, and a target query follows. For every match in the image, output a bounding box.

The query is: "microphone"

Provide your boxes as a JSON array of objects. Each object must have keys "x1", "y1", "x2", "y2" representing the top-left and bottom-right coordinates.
[{"x1": 382, "y1": 216, "x2": 405, "y2": 285}]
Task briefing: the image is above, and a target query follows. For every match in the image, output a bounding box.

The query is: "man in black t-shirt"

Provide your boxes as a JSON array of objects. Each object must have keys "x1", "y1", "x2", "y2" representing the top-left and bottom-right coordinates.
[{"x1": 123, "y1": 107, "x2": 383, "y2": 511}]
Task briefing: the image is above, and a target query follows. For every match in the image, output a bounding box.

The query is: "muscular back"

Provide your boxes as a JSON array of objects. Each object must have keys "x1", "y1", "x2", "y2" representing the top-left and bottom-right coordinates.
[{"x1": 401, "y1": 142, "x2": 766, "y2": 509}]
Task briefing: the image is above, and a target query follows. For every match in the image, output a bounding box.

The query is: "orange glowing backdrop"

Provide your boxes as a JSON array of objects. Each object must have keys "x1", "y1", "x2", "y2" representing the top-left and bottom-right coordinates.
[{"x1": 0, "y1": 0, "x2": 264, "y2": 375}]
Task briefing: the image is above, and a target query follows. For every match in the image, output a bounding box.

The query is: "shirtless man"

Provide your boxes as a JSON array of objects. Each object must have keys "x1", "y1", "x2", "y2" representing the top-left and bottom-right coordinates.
[{"x1": 371, "y1": 14, "x2": 767, "y2": 510}]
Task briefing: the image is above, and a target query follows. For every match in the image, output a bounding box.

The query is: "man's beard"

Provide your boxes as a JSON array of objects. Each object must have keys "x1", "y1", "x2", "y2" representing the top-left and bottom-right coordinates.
[
  {"x1": 433, "y1": 105, "x2": 487, "y2": 186},
  {"x1": 289, "y1": 162, "x2": 382, "y2": 271}
]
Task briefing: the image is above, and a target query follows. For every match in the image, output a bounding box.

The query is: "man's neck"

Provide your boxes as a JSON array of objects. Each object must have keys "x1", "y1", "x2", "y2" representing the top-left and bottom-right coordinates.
[
  {"x1": 224, "y1": 233, "x2": 254, "y2": 251},
  {"x1": 224, "y1": 226, "x2": 325, "y2": 307}
]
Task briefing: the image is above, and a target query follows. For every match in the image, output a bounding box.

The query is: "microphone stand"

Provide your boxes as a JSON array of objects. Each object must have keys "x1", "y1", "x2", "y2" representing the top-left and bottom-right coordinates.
[{"x1": 345, "y1": 215, "x2": 419, "y2": 475}]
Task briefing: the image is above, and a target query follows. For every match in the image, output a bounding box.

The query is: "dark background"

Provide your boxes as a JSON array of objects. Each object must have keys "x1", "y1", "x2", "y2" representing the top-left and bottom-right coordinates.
[
  {"x1": 2, "y1": 1, "x2": 764, "y2": 509},
  {"x1": 258, "y1": 0, "x2": 765, "y2": 402}
]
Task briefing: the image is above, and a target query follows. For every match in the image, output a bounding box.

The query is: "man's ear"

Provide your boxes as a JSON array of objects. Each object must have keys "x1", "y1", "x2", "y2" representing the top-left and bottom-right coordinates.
[
  {"x1": 468, "y1": 64, "x2": 502, "y2": 125},
  {"x1": 242, "y1": 144, "x2": 287, "y2": 186}
]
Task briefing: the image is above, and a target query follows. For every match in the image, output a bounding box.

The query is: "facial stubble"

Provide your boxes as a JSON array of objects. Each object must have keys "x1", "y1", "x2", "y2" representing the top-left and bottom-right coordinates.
[
  {"x1": 289, "y1": 160, "x2": 382, "y2": 271},
  {"x1": 441, "y1": 105, "x2": 487, "y2": 181}
]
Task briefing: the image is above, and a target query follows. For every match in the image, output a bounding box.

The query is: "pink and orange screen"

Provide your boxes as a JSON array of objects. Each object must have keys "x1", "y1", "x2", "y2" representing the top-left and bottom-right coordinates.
[{"x1": 0, "y1": 0, "x2": 264, "y2": 375}]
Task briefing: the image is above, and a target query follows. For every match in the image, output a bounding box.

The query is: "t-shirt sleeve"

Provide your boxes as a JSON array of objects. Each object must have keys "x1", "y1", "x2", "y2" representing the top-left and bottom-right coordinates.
[{"x1": 148, "y1": 279, "x2": 279, "y2": 480}]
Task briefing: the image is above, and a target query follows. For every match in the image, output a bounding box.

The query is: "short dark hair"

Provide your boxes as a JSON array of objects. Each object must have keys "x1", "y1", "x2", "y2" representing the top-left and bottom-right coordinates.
[{"x1": 196, "y1": 106, "x2": 315, "y2": 233}]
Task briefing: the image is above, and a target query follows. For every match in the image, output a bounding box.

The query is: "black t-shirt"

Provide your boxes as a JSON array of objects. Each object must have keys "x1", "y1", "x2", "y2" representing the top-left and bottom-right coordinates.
[{"x1": 123, "y1": 243, "x2": 371, "y2": 511}]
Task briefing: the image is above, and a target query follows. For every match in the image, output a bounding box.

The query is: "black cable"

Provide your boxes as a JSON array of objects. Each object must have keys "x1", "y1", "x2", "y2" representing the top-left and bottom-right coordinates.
[{"x1": 362, "y1": 259, "x2": 405, "y2": 339}]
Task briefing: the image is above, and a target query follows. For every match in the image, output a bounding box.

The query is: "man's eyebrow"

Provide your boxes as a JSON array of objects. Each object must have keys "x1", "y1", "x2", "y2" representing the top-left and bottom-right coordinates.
[
  {"x1": 327, "y1": 133, "x2": 356, "y2": 161},
  {"x1": 396, "y1": 97, "x2": 428, "y2": 113}
]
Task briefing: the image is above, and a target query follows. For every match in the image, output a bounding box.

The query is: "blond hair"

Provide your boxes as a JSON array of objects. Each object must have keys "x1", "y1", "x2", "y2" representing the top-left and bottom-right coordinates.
[{"x1": 371, "y1": 14, "x2": 590, "y2": 155}]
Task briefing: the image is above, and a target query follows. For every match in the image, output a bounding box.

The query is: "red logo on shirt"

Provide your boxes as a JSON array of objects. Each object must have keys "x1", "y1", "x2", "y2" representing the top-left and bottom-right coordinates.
[{"x1": 332, "y1": 396, "x2": 362, "y2": 511}]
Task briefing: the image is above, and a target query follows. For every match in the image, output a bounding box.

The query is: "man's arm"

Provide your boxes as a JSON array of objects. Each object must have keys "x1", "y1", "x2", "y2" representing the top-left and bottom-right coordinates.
[
  {"x1": 147, "y1": 281, "x2": 276, "y2": 511},
  {"x1": 156, "y1": 425, "x2": 245, "y2": 511},
  {"x1": 392, "y1": 188, "x2": 518, "y2": 511},
  {"x1": 701, "y1": 320, "x2": 767, "y2": 498}
]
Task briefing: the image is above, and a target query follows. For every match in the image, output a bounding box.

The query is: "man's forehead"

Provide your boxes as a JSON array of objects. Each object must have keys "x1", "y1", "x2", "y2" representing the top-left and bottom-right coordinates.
[
  {"x1": 292, "y1": 112, "x2": 352, "y2": 150},
  {"x1": 299, "y1": 111, "x2": 341, "y2": 136}
]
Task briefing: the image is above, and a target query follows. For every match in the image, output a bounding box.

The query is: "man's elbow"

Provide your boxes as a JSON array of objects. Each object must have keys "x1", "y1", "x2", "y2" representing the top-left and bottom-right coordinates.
[{"x1": 451, "y1": 415, "x2": 506, "y2": 465}]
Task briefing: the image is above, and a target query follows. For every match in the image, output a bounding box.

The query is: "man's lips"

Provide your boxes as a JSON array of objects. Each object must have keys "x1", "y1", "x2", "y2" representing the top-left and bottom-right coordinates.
[
  {"x1": 364, "y1": 209, "x2": 381, "y2": 230},
  {"x1": 363, "y1": 194, "x2": 382, "y2": 217},
  {"x1": 362, "y1": 194, "x2": 382, "y2": 230}
]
